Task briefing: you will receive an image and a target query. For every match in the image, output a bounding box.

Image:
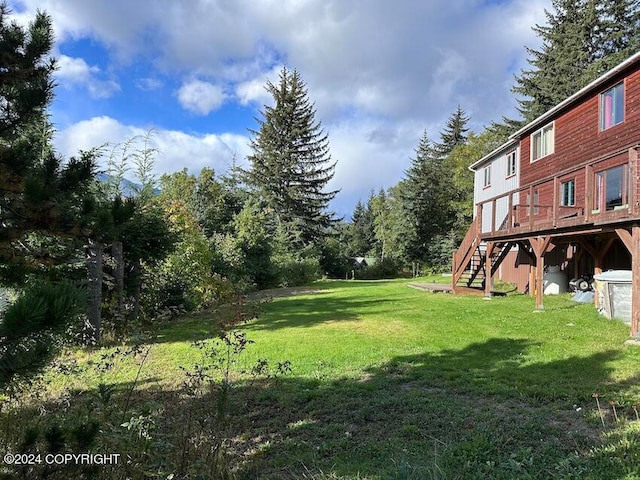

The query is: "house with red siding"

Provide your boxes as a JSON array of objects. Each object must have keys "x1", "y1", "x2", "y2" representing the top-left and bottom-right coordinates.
[{"x1": 452, "y1": 51, "x2": 640, "y2": 337}]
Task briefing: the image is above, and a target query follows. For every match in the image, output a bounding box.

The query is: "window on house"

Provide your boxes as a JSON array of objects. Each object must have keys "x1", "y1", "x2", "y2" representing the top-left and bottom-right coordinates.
[
  {"x1": 600, "y1": 82, "x2": 624, "y2": 130},
  {"x1": 506, "y1": 151, "x2": 517, "y2": 177},
  {"x1": 560, "y1": 179, "x2": 575, "y2": 206},
  {"x1": 594, "y1": 164, "x2": 628, "y2": 212},
  {"x1": 483, "y1": 165, "x2": 491, "y2": 187},
  {"x1": 531, "y1": 123, "x2": 554, "y2": 161}
]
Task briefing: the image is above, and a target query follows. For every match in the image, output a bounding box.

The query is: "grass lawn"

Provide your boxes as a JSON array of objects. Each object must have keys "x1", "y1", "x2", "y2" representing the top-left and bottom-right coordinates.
[{"x1": 3, "y1": 279, "x2": 640, "y2": 479}]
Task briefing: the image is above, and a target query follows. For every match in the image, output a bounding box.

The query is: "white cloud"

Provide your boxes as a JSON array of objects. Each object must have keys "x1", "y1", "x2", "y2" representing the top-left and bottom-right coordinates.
[
  {"x1": 54, "y1": 116, "x2": 251, "y2": 179},
  {"x1": 235, "y1": 65, "x2": 282, "y2": 106},
  {"x1": 136, "y1": 77, "x2": 163, "y2": 91},
  {"x1": 14, "y1": 0, "x2": 550, "y2": 124},
  {"x1": 55, "y1": 54, "x2": 120, "y2": 99},
  {"x1": 176, "y1": 80, "x2": 226, "y2": 115},
  {"x1": 12, "y1": 0, "x2": 553, "y2": 213}
]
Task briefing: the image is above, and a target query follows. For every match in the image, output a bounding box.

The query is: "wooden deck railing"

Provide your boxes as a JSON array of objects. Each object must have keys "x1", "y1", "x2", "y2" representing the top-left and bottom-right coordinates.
[{"x1": 476, "y1": 147, "x2": 640, "y2": 240}]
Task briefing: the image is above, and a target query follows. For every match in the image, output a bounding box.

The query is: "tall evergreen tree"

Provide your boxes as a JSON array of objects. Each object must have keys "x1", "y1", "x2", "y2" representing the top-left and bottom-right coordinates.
[
  {"x1": 591, "y1": 0, "x2": 640, "y2": 73},
  {"x1": 346, "y1": 199, "x2": 375, "y2": 257},
  {"x1": 244, "y1": 67, "x2": 338, "y2": 247},
  {"x1": 0, "y1": 4, "x2": 96, "y2": 284},
  {"x1": 436, "y1": 105, "x2": 470, "y2": 157},
  {"x1": 0, "y1": 4, "x2": 97, "y2": 383},
  {"x1": 514, "y1": 0, "x2": 640, "y2": 122},
  {"x1": 401, "y1": 131, "x2": 455, "y2": 264}
]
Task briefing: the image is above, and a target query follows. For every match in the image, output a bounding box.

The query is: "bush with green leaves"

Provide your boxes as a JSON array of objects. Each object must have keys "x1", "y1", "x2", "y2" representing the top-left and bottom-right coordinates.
[
  {"x1": 354, "y1": 257, "x2": 403, "y2": 280},
  {"x1": 273, "y1": 257, "x2": 321, "y2": 287}
]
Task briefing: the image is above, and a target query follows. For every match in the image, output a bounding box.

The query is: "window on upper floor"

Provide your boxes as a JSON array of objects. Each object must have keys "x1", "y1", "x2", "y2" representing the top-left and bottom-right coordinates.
[
  {"x1": 483, "y1": 165, "x2": 491, "y2": 188},
  {"x1": 506, "y1": 151, "x2": 517, "y2": 177},
  {"x1": 600, "y1": 82, "x2": 624, "y2": 131},
  {"x1": 560, "y1": 179, "x2": 575, "y2": 207},
  {"x1": 531, "y1": 123, "x2": 554, "y2": 161}
]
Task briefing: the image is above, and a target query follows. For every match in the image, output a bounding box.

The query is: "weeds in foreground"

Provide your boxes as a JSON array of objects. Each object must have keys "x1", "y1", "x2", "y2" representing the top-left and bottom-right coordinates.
[
  {"x1": 0, "y1": 297, "x2": 292, "y2": 479},
  {"x1": 592, "y1": 392, "x2": 640, "y2": 428}
]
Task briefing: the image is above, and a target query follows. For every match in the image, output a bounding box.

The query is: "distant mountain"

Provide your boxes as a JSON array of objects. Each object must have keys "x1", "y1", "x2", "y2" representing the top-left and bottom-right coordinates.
[{"x1": 96, "y1": 173, "x2": 160, "y2": 197}]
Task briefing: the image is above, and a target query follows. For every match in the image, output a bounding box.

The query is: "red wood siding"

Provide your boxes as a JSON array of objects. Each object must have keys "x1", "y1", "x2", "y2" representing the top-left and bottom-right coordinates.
[{"x1": 520, "y1": 68, "x2": 640, "y2": 196}]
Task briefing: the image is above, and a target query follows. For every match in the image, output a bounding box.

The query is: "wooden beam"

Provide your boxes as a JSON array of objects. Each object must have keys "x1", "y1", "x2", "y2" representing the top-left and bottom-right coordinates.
[
  {"x1": 553, "y1": 176, "x2": 558, "y2": 227},
  {"x1": 578, "y1": 237, "x2": 615, "y2": 264},
  {"x1": 585, "y1": 164, "x2": 594, "y2": 223},
  {"x1": 616, "y1": 228, "x2": 633, "y2": 253},
  {"x1": 616, "y1": 226, "x2": 640, "y2": 337},
  {"x1": 484, "y1": 242, "x2": 495, "y2": 297},
  {"x1": 632, "y1": 226, "x2": 640, "y2": 338},
  {"x1": 630, "y1": 147, "x2": 639, "y2": 216},
  {"x1": 491, "y1": 242, "x2": 515, "y2": 277},
  {"x1": 529, "y1": 186, "x2": 534, "y2": 230},
  {"x1": 491, "y1": 199, "x2": 497, "y2": 234},
  {"x1": 615, "y1": 226, "x2": 640, "y2": 337},
  {"x1": 530, "y1": 235, "x2": 552, "y2": 259},
  {"x1": 528, "y1": 236, "x2": 552, "y2": 310},
  {"x1": 508, "y1": 193, "x2": 514, "y2": 231}
]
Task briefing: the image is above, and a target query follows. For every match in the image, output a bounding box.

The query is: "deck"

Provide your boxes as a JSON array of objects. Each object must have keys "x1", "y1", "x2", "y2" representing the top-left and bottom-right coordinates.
[{"x1": 476, "y1": 146, "x2": 640, "y2": 242}]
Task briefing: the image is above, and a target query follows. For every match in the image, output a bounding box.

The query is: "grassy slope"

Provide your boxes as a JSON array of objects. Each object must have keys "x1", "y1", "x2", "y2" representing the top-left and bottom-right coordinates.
[{"x1": 13, "y1": 279, "x2": 640, "y2": 479}]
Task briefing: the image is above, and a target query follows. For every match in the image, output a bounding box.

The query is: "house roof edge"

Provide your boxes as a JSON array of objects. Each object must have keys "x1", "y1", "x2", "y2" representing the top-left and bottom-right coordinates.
[{"x1": 509, "y1": 50, "x2": 640, "y2": 140}]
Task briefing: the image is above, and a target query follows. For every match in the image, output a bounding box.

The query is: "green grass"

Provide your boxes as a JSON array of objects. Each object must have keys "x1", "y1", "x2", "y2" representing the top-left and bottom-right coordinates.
[{"x1": 4, "y1": 279, "x2": 640, "y2": 479}]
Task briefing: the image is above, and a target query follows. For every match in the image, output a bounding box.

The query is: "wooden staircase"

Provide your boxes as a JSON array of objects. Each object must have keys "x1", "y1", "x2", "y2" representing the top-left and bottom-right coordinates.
[{"x1": 452, "y1": 217, "x2": 514, "y2": 294}]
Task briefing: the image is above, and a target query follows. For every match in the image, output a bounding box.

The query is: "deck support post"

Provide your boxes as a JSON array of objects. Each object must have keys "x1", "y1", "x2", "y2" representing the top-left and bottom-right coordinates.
[
  {"x1": 529, "y1": 236, "x2": 552, "y2": 310},
  {"x1": 484, "y1": 242, "x2": 495, "y2": 297},
  {"x1": 615, "y1": 227, "x2": 640, "y2": 338}
]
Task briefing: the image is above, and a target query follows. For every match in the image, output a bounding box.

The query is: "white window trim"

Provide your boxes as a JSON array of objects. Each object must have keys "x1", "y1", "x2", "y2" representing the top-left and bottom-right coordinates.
[
  {"x1": 530, "y1": 122, "x2": 555, "y2": 163},
  {"x1": 483, "y1": 165, "x2": 491, "y2": 188},
  {"x1": 506, "y1": 151, "x2": 517, "y2": 177}
]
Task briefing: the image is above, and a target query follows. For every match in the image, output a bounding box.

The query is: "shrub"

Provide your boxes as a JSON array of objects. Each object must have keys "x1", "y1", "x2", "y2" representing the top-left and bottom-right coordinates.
[
  {"x1": 354, "y1": 258, "x2": 402, "y2": 280},
  {"x1": 275, "y1": 257, "x2": 321, "y2": 287}
]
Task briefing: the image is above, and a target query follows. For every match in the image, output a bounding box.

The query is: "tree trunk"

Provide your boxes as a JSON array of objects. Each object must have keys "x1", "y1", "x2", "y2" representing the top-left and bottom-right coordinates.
[
  {"x1": 130, "y1": 261, "x2": 142, "y2": 323},
  {"x1": 112, "y1": 240, "x2": 125, "y2": 325},
  {"x1": 86, "y1": 240, "x2": 103, "y2": 343}
]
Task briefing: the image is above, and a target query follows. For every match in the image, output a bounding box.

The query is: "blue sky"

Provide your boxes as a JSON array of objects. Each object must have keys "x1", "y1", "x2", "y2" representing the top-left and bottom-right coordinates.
[{"x1": 8, "y1": 0, "x2": 549, "y2": 219}]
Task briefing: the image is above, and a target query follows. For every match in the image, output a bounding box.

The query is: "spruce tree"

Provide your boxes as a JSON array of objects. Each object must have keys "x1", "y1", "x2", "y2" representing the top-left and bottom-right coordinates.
[
  {"x1": 590, "y1": 0, "x2": 640, "y2": 74},
  {"x1": 514, "y1": 0, "x2": 640, "y2": 122},
  {"x1": 347, "y1": 198, "x2": 375, "y2": 257},
  {"x1": 436, "y1": 105, "x2": 469, "y2": 157},
  {"x1": 0, "y1": 4, "x2": 96, "y2": 284},
  {"x1": 244, "y1": 67, "x2": 338, "y2": 247},
  {"x1": 401, "y1": 131, "x2": 455, "y2": 264},
  {"x1": 0, "y1": 4, "x2": 96, "y2": 383}
]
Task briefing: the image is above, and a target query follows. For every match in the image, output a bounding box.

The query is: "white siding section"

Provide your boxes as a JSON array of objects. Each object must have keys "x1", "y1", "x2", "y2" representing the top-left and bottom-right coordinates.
[{"x1": 473, "y1": 147, "x2": 520, "y2": 233}]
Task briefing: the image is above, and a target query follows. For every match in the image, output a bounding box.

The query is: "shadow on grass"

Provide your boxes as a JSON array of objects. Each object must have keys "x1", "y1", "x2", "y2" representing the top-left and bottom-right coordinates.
[
  {"x1": 232, "y1": 339, "x2": 637, "y2": 479},
  {"x1": 245, "y1": 283, "x2": 417, "y2": 332},
  {"x1": 113, "y1": 281, "x2": 396, "y2": 345},
  {"x1": 4, "y1": 337, "x2": 639, "y2": 480}
]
